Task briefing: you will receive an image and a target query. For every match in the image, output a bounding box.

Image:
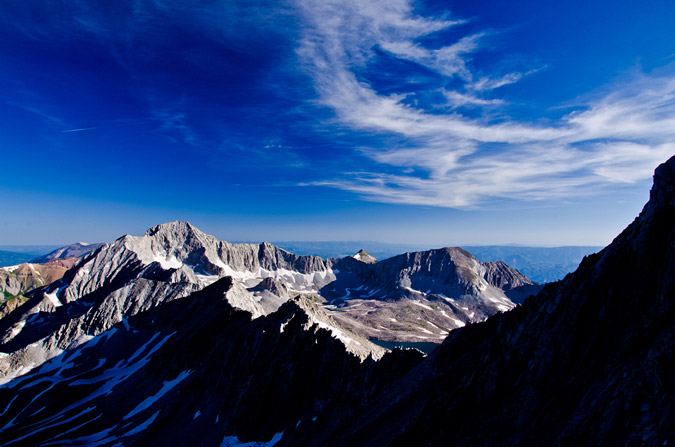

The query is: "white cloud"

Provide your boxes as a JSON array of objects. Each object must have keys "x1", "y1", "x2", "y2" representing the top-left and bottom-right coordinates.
[
  {"x1": 295, "y1": 0, "x2": 675, "y2": 208},
  {"x1": 469, "y1": 68, "x2": 543, "y2": 91},
  {"x1": 584, "y1": 142, "x2": 675, "y2": 183},
  {"x1": 442, "y1": 90, "x2": 504, "y2": 108},
  {"x1": 564, "y1": 75, "x2": 675, "y2": 142}
]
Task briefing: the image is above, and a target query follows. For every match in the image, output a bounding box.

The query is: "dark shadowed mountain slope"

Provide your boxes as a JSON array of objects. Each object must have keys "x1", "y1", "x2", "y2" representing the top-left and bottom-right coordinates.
[
  {"x1": 293, "y1": 157, "x2": 675, "y2": 446},
  {"x1": 0, "y1": 276, "x2": 423, "y2": 446}
]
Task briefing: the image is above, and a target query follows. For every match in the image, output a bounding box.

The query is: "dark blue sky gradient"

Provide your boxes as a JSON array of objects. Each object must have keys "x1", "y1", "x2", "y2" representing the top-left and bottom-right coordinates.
[{"x1": 1, "y1": 0, "x2": 673, "y2": 245}]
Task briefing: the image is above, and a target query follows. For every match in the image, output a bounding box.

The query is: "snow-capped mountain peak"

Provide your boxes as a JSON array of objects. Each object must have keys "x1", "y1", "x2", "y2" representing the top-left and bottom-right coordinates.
[{"x1": 352, "y1": 249, "x2": 377, "y2": 264}]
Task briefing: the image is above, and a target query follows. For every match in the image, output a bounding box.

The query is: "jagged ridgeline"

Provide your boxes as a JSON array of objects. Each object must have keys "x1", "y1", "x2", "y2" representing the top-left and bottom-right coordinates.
[
  {"x1": 0, "y1": 220, "x2": 538, "y2": 378},
  {"x1": 0, "y1": 156, "x2": 672, "y2": 446}
]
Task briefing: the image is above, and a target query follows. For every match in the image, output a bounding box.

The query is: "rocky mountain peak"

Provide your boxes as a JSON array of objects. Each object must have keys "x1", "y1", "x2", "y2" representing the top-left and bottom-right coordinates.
[
  {"x1": 145, "y1": 220, "x2": 199, "y2": 237},
  {"x1": 353, "y1": 249, "x2": 377, "y2": 264},
  {"x1": 652, "y1": 155, "x2": 675, "y2": 204},
  {"x1": 640, "y1": 154, "x2": 675, "y2": 222}
]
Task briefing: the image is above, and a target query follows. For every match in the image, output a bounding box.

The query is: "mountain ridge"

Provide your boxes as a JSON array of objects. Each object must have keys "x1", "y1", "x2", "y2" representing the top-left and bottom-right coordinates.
[
  {"x1": 290, "y1": 156, "x2": 675, "y2": 446},
  {"x1": 0, "y1": 221, "x2": 535, "y2": 378}
]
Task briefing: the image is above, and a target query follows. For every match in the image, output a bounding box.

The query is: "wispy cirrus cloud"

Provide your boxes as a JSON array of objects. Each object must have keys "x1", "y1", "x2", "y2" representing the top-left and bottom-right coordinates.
[
  {"x1": 61, "y1": 127, "x2": 97, "y2": 133},
  {"x1": 294, "y1": 0, "x2": 675, "y2": 208},
  {"x1": 469, "y1": 68, "x2": 543, "y2": 92},
  {"x1": 5, "y1": 101, "x2": 67, "y2": 128},
  {"x1": 441, "y1": 90, "x2": 504, "y2": 108}
]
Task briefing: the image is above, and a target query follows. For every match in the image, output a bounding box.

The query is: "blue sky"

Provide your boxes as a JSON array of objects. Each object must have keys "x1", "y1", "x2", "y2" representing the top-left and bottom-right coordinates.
[{"x1": 0, "y1": 0, "x2": 673, "y2": 246}]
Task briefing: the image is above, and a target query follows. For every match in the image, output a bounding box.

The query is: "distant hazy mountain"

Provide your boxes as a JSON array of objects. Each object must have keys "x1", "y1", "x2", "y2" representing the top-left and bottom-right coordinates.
[
  {"x1": 463, "y1": 245, "x2": 602, "y2": 283},
  {"x1": 352, "y1": 249, "x2": 377, "y2": 264},
  {"x1": 30, "y1": 242, "x2": 105, "y2": 264}
]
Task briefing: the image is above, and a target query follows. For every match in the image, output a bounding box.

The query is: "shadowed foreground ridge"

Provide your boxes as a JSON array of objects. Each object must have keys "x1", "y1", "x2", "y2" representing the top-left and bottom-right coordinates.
[
  {"x1": 0, "y1": 156, "x2": 672, "y2": 446},
  {"x1": 304, "y1": 155, "x2": 674, "y2": 446},
  {"x1": 0, "y1": 276, "x2": 424, "y2": 445}
]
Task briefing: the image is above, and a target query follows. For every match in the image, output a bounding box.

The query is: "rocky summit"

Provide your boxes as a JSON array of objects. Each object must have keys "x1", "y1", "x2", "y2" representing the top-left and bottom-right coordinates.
[{"x1": 0, "y1": 157, "x2": 671, "y2": 446}]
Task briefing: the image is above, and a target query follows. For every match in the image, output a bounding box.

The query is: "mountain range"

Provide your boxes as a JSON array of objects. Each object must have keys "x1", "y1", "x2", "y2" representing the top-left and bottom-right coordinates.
[
  {"x1": 0, "y1": 155, "x2": 672, "y2": 445},
  {"x1": 0, "y1": 217, "x2": 538, "y2": 381},
  {"x1": 272, "y1": 241, "x2": 600, "y2": 283},
  {"x1": 0, "y1": 241, "x2": 599, "y2": 284}
]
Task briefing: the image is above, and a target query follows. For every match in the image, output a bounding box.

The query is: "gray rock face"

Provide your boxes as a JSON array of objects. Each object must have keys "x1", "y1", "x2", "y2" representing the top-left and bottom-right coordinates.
[{"x1": 323, "y1": 247, "x2": 540, "y2": 342}]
